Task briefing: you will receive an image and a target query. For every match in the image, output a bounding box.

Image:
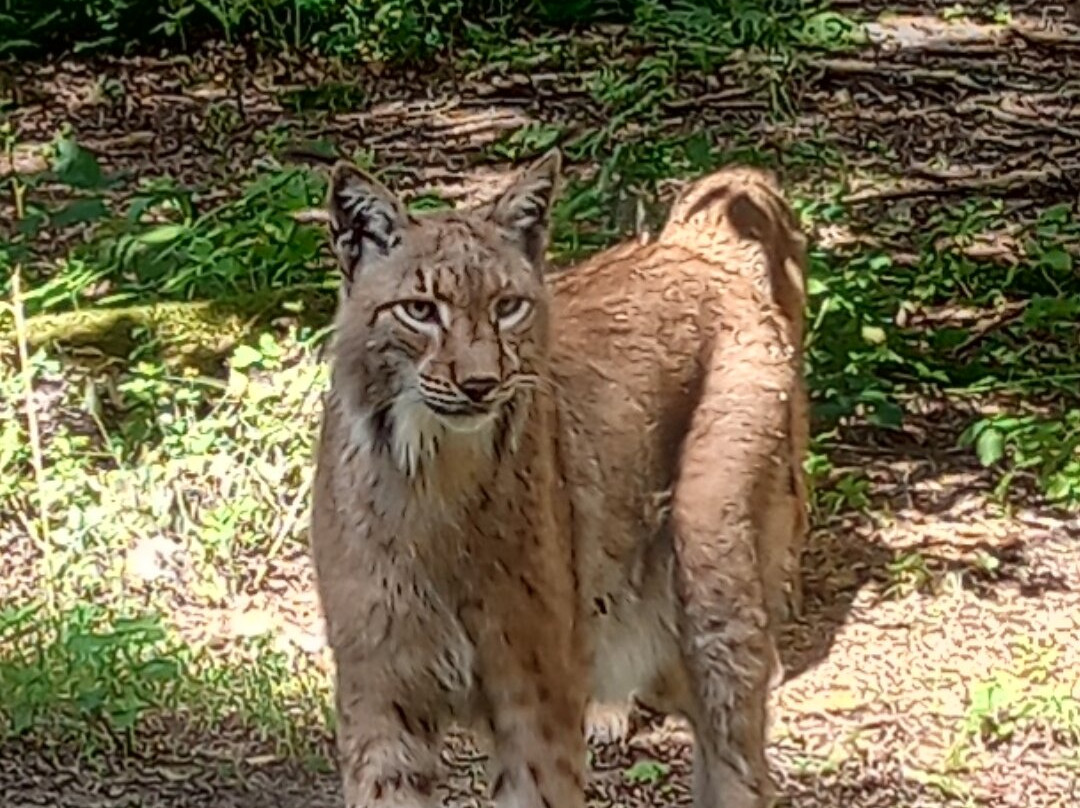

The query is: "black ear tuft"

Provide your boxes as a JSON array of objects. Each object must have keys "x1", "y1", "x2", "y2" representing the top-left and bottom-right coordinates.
[
  {"x1": 488, "y1": 148, "x2": 562, "y2": 267},
  {"x1": 327, "y1": 162, "x2": 408, "y2": 290}
]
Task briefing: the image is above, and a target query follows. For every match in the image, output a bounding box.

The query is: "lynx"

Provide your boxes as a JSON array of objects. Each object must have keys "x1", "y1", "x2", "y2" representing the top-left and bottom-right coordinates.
[{"x1": 309, "y1": 150, "x2": 809, "y2": 808}]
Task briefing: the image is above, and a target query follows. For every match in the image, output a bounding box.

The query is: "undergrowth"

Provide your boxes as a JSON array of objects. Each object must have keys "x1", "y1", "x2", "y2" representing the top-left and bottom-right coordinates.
[
  {"x1": 0, "y1": 602, "x2": 332, "y2": 759},
  {"x1": 0, "y1": 313, "x2": 333, "y2": 755},
  {"x1": 1, "y1": 0, "x2": 854, "y2": 63}
]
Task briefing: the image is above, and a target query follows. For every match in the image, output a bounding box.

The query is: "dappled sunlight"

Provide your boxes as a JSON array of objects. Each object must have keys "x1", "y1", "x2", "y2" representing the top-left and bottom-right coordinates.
[
  {"x1": 865, "y1": 13, "x2": 1011, "y2": 49},
  {"x1": 865, "y1": 11, "x2": 1079, "y2": 51}
]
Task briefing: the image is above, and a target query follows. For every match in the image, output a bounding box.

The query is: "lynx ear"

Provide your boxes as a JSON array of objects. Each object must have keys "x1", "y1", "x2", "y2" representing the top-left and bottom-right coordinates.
[
  {"x1": 488, "y1": 148, "x2": 562, "y2": 267},
  {"x1": 327, "y1": 162, "x2": 409, "y2": 288}
]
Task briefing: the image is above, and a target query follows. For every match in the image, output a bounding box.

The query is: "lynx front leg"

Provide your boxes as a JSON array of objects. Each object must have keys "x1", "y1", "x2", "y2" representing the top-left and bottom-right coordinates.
[
  {"x1": 482, "y1": 642, "x2": 589, "y2": 808},
  {"x1": 464, "y1": 603, "x2": 588, "y2": 808},
  {"x1": 333, "y1": 658, "x2": 443, "y2": 808},
  {"x1": 488, "y1": 693, "x2": 588, "y2": 808}
]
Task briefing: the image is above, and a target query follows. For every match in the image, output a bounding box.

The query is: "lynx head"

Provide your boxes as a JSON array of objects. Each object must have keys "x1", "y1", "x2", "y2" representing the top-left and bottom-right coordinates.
[{"x1": 325, "y1": 150, "x2": 561, "y2": 474}]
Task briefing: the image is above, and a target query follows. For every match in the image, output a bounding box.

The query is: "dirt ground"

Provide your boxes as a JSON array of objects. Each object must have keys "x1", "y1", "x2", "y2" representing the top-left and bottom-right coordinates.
[{"x1": 3, "y1": 1, "x2": 1080, "y2": 806}]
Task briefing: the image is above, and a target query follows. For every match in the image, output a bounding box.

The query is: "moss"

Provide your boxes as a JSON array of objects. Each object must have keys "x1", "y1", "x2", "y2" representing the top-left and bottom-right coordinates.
[{"x1": 8, "y1": 289, "x2": 337, "y2": 371}]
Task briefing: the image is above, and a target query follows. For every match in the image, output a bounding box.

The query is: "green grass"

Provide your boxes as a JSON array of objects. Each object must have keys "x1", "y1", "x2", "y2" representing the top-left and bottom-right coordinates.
[
  {"x1": 2, "y1": 123, "x2": 336, "y2": 747},
  {"x1": 623, "y1": 758, "x2": 670, "y2": 785},
  {"x1": 0, "y1": 602, "x2": 333, "y2": 760},
  {"x1": 0, "y1": 324, "x2": 333, "y2": 758},
  {"x1": 4, "y1": 137, "x2": 333, "y2": 316}
]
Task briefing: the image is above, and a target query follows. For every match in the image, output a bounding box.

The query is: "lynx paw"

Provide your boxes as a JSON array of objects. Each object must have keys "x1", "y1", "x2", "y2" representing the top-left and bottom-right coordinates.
[{"x1": 585, "y1": 702, "x2": 635, "y2": 746}]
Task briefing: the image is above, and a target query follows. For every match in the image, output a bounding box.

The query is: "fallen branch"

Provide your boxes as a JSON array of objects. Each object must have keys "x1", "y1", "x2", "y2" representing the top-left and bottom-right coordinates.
[
  {"x1": 952, "y1": 300, "x2": 1031, "y2": 358},
  {"x1": 845, "y1": 164, "x2": 1080, "y2": 203},
  {"x1": 280, "y1": 146, "x2": 339, "y2": 166},
  {"x1": 1010, "y1": 24, "x2": 1080, "y2": 48},
  {"x1": 961, "y1": 100, "x2": 1080, "y2": 141},
  {"x1": 816, "y1": 57, "x2": 989, "y2": 90}
]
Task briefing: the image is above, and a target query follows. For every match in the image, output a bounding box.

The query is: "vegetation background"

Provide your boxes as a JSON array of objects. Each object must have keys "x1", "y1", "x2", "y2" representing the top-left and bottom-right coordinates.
[{"x1": 1, "y1": 1, "x2": 1078, "y2": 805}]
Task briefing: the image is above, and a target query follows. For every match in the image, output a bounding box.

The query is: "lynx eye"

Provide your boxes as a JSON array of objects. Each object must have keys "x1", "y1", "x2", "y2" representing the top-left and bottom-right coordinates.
[
  {"x1": 494, "y1": 296, "x2": 533, "y2": 329},
  {"x1": 393, "y1": 299, "x2": 442, "y2": 329}
]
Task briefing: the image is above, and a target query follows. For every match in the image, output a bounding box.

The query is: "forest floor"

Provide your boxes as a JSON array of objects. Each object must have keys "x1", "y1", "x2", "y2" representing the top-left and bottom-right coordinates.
[{"x1": 2, "y1": 1, "x2": 1080, "y2": 806}]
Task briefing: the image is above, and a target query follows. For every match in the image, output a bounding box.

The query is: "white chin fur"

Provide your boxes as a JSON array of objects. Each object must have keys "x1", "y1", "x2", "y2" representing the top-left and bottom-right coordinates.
[
  {"x1": 434, "y1": 409, "x2": 498, "y2": 434},
  {"x1": 390, "y1": 398, "x2": 445, "y2": 476},
  {"x1": 349, "y1": 396, "x2": 496, "y2": 478}
]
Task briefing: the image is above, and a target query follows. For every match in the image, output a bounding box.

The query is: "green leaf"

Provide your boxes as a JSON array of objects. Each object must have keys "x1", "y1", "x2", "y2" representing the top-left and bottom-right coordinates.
[
  {"x1": 10, "y1": 702, "x2": 35, "y2": 733},
  {"x1": 138, "y1": 224, "x2": 188, "y2": 245},
  {"x1": 685, "y1": 132, "x2": 713, "y2": 169},
  {"x1": 112, "y1": 615, "x2": 165, "y2": 639},
  {"x1": 139, "y1": 658, "x2": 181, "y2": 682},
  {"x1": 257, "y1": 332, "x2": 280, "y2": 356},
  {"x1": 50, "y1": 198, "x2": 109, "y2": 228},
  {"x1": 15, "y1": 211, "x2": 45, "y2": 238},
  {"x1": 861, "y1": 325, "x2": 887, "y2": 345},
  {"x1": 1040, "y1": 247, "x2": 1073, "y2": 273},
  {"x1": 408, "y1": 193, "x2": 453, "y2": 213},
  {"x1": 231, "y1": 345, "x2": 263, "y2": 369},
  {"x1": 53, "y1": 137, "x2": 106, "y2": 190},
  {"x1": 868, "y1": 399, "x2": 904, "y2": 429},
  {"x1": 624, "y1": 759, "x2": 669, "y2": 784},
  {"x1": 66, "y1": 632, "x2": 105, "y2": 657},
  {"x1": 1045, "y1": 475, "x2": 1074, "y2": 503},
  {"x1": 0, "y1": 39, "x2": 35, "y2": 56},
  {"x1": 76, "y1": 686, "x2": 107, "y2": 714},
  {"x1": 975, "y1": 427, "x2": 1005, "y2": 467},
  {"x1": 108, "y1": 706, "x2": 143, "y2": 729},
  {"x1": 1038, "y1": 203, "x2": 1071, "y2": 226},
  {"x1": 800, "y1": 11, "x2": 857, "y2": 47}
]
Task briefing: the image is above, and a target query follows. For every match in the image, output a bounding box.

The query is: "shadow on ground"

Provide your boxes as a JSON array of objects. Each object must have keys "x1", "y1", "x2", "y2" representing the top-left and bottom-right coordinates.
[{"x1": 780, "y1": 403, "x2": 1076, "y2": 683}]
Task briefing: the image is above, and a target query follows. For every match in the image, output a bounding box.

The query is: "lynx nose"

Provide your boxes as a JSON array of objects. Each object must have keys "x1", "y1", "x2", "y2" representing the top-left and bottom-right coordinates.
[{"x1": 459, "y1": 376, "x2": 500, "y2": 403}]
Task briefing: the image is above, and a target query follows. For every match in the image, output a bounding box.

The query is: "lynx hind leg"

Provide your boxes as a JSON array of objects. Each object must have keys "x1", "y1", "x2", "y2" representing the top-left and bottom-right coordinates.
[
  {"x1": 757, "y1": 479, "x2": 802, "y2": 633},
  {"x1": 673, "y1": 495, "x2": 778, "y2": 808},
  {"x1": 786, "y1": 555, "x2": 805, "y2": 620},
  {"x1": 585, "y1": 692, "x2": 669, "y2": 746},
  {"x1": 786, "y1": 389, "x2": 811, "y2": 621},
  {"x1": 782, "y1": 488, "x2": 809, "y2": 623},
  {"x1": 673, "y1": 479, "x2": 779, "y2": 808},
  {"x1": 670, "y1": 357, "x2": 788, "y2": 808}
]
